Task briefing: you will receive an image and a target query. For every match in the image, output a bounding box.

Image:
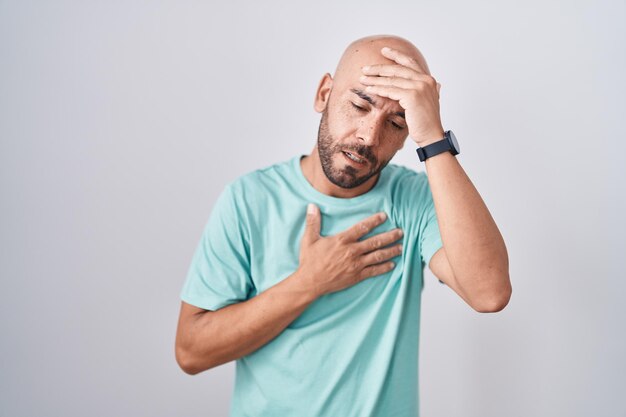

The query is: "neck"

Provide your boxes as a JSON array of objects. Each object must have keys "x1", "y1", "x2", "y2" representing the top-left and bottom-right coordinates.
[{"x1": 299, "y1": 145, "x2": 380, "y2": 198}]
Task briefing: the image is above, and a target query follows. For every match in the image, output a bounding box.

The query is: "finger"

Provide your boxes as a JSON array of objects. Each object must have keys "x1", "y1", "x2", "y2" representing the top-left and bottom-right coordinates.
[
  {"x1": 436, "y1": 82, "x2": 441, "y2": 94},
  {"x1": 354, "y1": 228, "x2": 404, "y2": 254},
  {"x1": 363, "y1": 85, "x2": 407, "y2": 102},
  {"x1": 359, "y1": 260, "x2": 396, "y2": 281},
  {"x1": 380, "y1": 46, "x2": 428, "y2": 74},
  {"x1": 339, "y1": 212, "x2": 388, "y2": 242},
  {"x1": 303, "y1": 203, "x2": 320, "y2": 243},
  {"x1": 361, "y1": 64, "x2": 428, "y2": 81},
  {"x1": 360, "y1": 243, "x2": 403, "y2": 266},
  {"x1": 360, "y1": 75, "x2": 423, "y2": 90}
]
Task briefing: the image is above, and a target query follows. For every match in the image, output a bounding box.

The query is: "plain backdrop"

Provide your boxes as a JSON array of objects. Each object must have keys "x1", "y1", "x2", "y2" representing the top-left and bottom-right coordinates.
[{"x1": 1, "y1": 1, "x2": 624, "y2": 416}]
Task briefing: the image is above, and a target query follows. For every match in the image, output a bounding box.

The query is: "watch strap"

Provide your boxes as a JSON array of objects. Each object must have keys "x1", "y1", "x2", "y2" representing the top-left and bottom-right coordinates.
[{"x1": 416, "y1": 136, "x2": 453, "y2": 162}]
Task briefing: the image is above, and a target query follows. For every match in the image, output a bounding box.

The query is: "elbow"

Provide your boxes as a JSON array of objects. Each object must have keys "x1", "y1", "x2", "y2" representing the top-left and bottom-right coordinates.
[
  {"x1": 176, "y1": 346, "x2": 199, "y2": 375},
  {"x1": 175, "y1": 345, "x2": 210, "y2": 376},
  {"x1": 472, "y1": 278, "x2": 512, "y2": 313}
]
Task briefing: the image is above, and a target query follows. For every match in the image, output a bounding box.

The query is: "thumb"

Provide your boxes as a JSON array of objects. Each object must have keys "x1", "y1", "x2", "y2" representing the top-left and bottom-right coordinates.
[{"x1": 303, "y1": 203, "x2": 320, "y2": 243}]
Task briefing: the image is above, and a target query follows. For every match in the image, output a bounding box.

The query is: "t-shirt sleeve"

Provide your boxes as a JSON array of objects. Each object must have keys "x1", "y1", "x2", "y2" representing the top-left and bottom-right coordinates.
[
  {"x1": 417, "y1": 174, "x2": 445, "y2": 284},
  {"x1": 180, "y1": 181, "x2": 254, "y2": 311}
]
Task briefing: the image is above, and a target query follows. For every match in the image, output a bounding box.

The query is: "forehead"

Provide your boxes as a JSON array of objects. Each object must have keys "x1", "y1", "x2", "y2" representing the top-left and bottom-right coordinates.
[
  {"x1": 331, "y1": 40, "x2": 423, "y2": 111},
  {"x1": 334, "y1": 37, "x2": 427, "y2": 79}
]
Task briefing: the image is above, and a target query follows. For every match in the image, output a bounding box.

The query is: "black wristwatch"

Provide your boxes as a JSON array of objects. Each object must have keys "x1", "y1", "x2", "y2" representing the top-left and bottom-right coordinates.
[{"x1": 416, "y1": 130, "x2": 460, "y2": 162}]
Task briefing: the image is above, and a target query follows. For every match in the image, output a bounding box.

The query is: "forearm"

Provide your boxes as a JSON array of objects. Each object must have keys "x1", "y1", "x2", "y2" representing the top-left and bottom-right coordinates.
[
  {"x1": 425, "y1": 151, "x2": 511, "y2": 305},
  {"x1": 180, "y1": 269, "x2": 316, "y2": 374}
]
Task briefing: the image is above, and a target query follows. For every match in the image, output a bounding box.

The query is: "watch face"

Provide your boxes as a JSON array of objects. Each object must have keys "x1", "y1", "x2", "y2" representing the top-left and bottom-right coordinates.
[{"x1": 448, "y1": 130, "x2": 460, "y2": 154}]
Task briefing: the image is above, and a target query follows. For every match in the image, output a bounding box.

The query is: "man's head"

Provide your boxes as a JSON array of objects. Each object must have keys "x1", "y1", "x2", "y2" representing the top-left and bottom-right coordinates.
[{"x1": 314, "y1": 34, "x2": 430, "y2": 189}]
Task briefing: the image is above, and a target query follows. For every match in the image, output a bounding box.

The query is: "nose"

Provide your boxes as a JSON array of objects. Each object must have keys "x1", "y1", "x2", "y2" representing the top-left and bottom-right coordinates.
[{"x1": 356, "y1": 114, "x2": 384, "y2": 146}]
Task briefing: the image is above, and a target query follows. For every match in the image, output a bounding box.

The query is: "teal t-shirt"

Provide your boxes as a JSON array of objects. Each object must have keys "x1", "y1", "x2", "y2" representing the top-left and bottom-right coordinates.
[{"x1": 181, "y1": 154, "x2": 443, "y2": 417}]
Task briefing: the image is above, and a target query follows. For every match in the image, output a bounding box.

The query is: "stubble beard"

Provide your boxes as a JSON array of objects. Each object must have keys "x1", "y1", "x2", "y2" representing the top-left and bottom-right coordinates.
[{"x1": 316, "y1": 108, "x2": 391, "y2": 189}]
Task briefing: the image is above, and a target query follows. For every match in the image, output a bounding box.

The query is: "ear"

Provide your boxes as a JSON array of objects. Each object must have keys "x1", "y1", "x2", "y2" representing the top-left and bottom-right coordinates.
[{"x1": 314, "y1": 73, "x2": 333, "y2": 113}]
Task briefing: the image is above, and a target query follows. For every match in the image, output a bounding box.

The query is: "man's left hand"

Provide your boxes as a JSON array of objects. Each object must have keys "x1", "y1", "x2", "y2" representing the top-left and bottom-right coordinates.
[{"x1": 359, "y1": 46, "x2": 444, "y2": 147}]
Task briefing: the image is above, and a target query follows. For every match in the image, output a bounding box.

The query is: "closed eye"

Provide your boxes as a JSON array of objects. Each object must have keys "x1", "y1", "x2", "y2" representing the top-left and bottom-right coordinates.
[
  {"x1": 390, "y1": 121, "x2": 405, "y2": 130},
  {"x1": 351, "y1": 102, "x2": 366, "y2": 112},
  {"x1": 352, "y1": 102, "x2": 405, "y2": 130}
]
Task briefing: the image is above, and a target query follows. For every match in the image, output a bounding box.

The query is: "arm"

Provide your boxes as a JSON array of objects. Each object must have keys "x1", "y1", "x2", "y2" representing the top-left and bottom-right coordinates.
[
  {"x1": 175, "y1": 269, "x2": 317, "y2": 375},
  {"x1": 176, "y1": 205, "x2": 403, "y2": 374},
  {"x1": 425, "y1": 149, "x2": 511, "y2": 312},
  {"x1": 358, "y1": 46, "x2": 511, "y2": 312}
]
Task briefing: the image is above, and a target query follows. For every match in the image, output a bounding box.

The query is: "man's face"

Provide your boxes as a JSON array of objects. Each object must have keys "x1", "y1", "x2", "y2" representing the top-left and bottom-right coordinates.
[{"x1": 316, "y1": 81, "x2": 408, "y2": 189}]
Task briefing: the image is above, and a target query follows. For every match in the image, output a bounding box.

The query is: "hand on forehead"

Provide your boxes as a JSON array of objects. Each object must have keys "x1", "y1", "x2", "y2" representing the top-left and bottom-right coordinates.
[{"x1": 333, "y1": 35, "x2": 430, "y2": 86}]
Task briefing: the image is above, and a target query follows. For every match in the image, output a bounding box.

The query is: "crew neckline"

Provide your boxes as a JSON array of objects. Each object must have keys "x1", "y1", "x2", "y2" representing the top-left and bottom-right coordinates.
[{"x1": 291, "y1": 154, "x2": 390, "y2": 207}]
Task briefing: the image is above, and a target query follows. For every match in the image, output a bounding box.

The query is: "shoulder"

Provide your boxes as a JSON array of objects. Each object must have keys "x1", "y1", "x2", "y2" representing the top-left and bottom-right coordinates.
[
  {"x1": 220, "y1": 157, "x2": 295, "y2": 217},
  {"x1": 383, "y1": 163, "x2": 435, "y2": 226},
  {"x1": 384, "y1": 163, "x2": 431, "y2": 198},
  {"x1": 228, "y1": 157, "x2": 293, "y2": 193}
]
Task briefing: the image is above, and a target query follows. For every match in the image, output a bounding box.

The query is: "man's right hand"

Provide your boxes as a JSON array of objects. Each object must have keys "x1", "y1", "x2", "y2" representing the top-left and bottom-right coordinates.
[
  {"x1": 298, "y1": 203, "x2": 404, "y2": 298},
  {"x1": 176, "y1": 203, "x2": 404, "y2": 374}
]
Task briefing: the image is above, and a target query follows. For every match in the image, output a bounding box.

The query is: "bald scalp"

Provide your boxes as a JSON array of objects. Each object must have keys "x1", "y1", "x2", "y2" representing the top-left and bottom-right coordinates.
[{"x1": 332, "y1": 34, "x2": 431, "y2": 86}]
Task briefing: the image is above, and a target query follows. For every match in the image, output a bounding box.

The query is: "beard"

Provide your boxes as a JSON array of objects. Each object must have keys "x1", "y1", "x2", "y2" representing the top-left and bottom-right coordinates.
[{"x1": 316, "y1": 108, "x2": 391, "y2": 189}]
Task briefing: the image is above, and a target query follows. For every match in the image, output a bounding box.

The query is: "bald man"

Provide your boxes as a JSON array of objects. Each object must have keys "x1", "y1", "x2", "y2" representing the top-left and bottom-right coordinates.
[{"x1": 175, "y1": 34, "x2": 511, "y2": 417}]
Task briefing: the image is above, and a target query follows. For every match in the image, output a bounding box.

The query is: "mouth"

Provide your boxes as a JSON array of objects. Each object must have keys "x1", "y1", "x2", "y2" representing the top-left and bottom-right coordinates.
[{"x1": 341, "y1": 150, "x2": 368, "y2": 166}]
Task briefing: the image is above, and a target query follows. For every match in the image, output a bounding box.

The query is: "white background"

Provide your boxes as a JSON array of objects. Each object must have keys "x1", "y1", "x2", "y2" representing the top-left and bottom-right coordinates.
[{"x1": 1, "y1": 1, "x2": 624, "y2": 416}]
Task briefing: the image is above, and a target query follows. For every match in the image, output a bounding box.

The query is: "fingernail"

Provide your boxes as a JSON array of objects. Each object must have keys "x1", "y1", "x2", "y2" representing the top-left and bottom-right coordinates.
[
  {"x1": 379, "y1": 212, "x2": 387, "y2": 221},
  {"x1": 382, "y1": 47, "x2": 391, "y2": 53},
  {"x1": 307, "y1": 203, "x2": 315, "y2": 214}
]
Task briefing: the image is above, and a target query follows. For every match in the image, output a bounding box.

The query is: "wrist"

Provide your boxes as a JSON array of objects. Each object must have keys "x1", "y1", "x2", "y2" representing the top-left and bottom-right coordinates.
[
  {"x1": 414, "y1": 128, "x2": 445, "y2": 147},
  {"x1": 286, "y1": 267, "x2": 322, "y2": 303},
  {"x1": 416, "y1": 129, "x2": 460, "y2": 162}
]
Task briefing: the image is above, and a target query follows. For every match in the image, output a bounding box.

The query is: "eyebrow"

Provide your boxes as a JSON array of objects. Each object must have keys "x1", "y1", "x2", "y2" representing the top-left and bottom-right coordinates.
[
  {"x1": 350, "y1": 88, "x2": 376, "y2": 106},
  {"x1": 350, "y1": 88, "x2": 405, "y2": 119}
]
